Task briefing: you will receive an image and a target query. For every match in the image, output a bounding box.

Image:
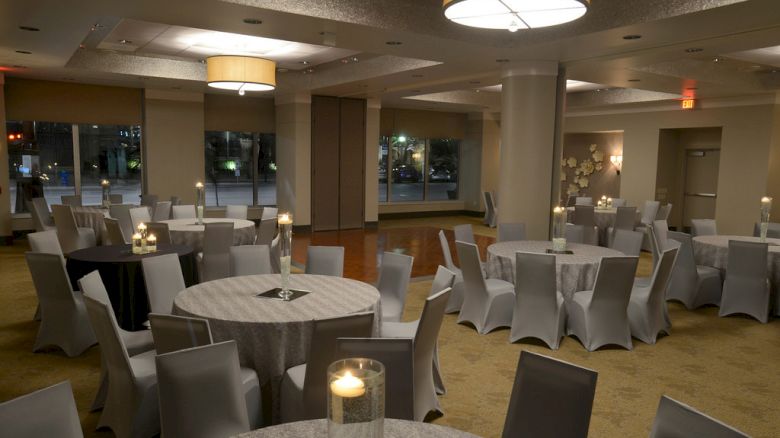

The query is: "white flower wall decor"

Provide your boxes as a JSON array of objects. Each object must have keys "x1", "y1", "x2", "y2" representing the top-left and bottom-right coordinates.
[{"x1": 560, "y1": 142, "x2": 612, "y2": 198}]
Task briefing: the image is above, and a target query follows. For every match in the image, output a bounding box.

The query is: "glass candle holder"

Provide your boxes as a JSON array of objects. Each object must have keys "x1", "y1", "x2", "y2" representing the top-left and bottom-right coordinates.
[
  {"x1": 101, "y1": 180, "x2": 111, "y2": 208},
  {"x1": 760, "y1": 196, "x2": 772, "y2": 242},
  {"x1": 147, "y1": 234, "x2": 157, "y2": 252},
  {"x1": 195, "y1": 182, "x2": 205, "y2": 225},
  {"x1": 278, "y1": 213, "x2": 293, "y2": 300},
  {"x1": 132, "y1": 233, "x2": 143, "y2": 254},
  {"x1": 607, "y1": 197, "x2": 613, "y2": 208},
  {"x1": 552, "y1": 206, "x2": 567, "y2": 252},
  {"x1": 328, "y1": 358, "x2": 385, "y2": 438},
  {"x1": 137, "y1": 222, "x2": 147, "y2": 239}
]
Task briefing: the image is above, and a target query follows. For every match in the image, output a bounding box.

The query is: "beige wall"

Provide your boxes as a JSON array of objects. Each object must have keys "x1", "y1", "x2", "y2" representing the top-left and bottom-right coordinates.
[
  {"x1": 565, "y1": 103, "x2": 775, "y2": 234},
  {"x1": 0, "y1": 75, "x2": 10, "y2": 237},
  {"x1": 767, "y1": 100, "x2": 780, "y2": 203},
  {"x1": 365, "y1": 99, "x2": 380, "y2": 223},
  {"x1": 380, "y1": 108, "x2": 467, "y2": 139},
  {"x1": 561, "y1": 132, "x2": 623, "y2": 204},
  {"x1": 275, "y1": 93, "x2": 311, "y2": 225},
  {"x1": 204, "y1": 94, "x2": 275, "y2": 133},
  {"x1": 143, "y1": 90, "x2": 205, "y2": 203}
]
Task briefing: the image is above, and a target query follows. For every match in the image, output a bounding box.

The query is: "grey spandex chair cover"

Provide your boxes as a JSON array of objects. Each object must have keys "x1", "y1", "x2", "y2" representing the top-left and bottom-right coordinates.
[
  {"x1": 377, "y1": 251, "x2": 414, "y2": 322},
  {"x1": 0, "y1": 381, "x2": 83, "y2": 438},
  {"x1": 230, "y1": 245, "x2": 273, "y2": 276},
  {"x1": 498, "y1": 222, "x2": 526, "y2": 242},
  {"x1": 666, "y1": 231, "x2": 722, "y2": 309},
  {"x1": 719, "y1": 240, "x2": 770, "y2": 323},
  {"x1": 628, "y1": 247, "x2": 678, "y2": 344},
  {"x1": 305, "y1": 245, "x2": 345, "y2": 276},
  {"x1": 510, "y1": 252, "x2": 566, "y2": 349},
  {"x1": 142, "y1": 253, "x2": 186, "y2": 314},
  {"x1": 650, "y1": 395, "x2": 749, "y2": 438},
  {"x1": 456, "y1": 241, "x2": 514, "y2": 334}
]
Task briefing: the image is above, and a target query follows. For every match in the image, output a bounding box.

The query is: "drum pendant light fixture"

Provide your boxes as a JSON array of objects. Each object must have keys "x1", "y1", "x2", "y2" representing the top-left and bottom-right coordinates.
[
  {"x1": 443, "y1": 0, "x2": 590, "y2": 32},
  {"x1": 206, "y1": 55, "x2": 276, "y2": 95}
]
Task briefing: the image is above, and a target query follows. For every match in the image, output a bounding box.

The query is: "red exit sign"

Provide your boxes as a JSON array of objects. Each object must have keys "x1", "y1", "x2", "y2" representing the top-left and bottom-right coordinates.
[{"x1": 681, "y1": 98, "x2": 696, "y2": 110}]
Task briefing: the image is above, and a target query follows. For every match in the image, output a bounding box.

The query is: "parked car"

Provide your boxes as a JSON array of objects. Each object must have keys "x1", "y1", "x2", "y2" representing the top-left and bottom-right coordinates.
[
  {"x1": 392, "y1": 165, "x2": 420, "y2": 183},
  {"x1": 429, "y1": 168, "x2": 454, "y2": 182}
]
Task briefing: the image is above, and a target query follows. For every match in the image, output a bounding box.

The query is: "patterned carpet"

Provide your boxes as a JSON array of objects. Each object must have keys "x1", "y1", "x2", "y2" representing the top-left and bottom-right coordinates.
[{"x1": 2, "y1": 224, "x2": 779, "y2": 437}]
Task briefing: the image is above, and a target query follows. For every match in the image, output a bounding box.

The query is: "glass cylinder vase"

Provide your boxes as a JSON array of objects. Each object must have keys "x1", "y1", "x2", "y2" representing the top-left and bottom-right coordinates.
[
  {"x1": 278, "y1": 213, "x2": 293, "y2": 300},
  {"x1": 328, "y1": 358, "x2": 385, "y2": 438},
  {"x1": 101, "y1": 180, "x2": 111, "y2": 208},
  {"x1": 552, "y1": 206, "x2": 567, "y2": 252},
  {"x1": 195, "y1": 182, "x2": 205, "y2": 225},
  {"x1": 760, "y1": 197, "x2": 772, "y2": 242}
]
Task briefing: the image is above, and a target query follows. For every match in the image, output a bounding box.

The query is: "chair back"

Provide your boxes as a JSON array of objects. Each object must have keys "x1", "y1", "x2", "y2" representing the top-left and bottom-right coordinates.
[
  {"x1": 437, "y1": 230, "x2": 457, "y2": 271},
  {"x1": 108, "y1": 194, "x2": 123, "y2": 204},
  {"x1": 153, "y1": 201, "x2": 172, "y2": 222},
  {"x1": 172, "y1": 205, "x2": 196, "y2": 219},
  {"x1": 256, "y1": 218, "x2": 277, "y2": 245},
  {"x1": 129, "y1": 207, "x2": 152, "y2": 231},
  {"x1": 565, "y1": 224, "x2": 585, "y2": 243},
  {"x1": 653, "y1": 220, "x2": 671, "y2": 253},
  {"x1": 573, "y1": 205, "x2": 596, "y2": 227},
  {"x1": 82, "y1": 296, "x2": 134, "y2": 390},
  {"x1": 305, "y1": 246, "x2": 345, "y2": 276},
  {"x1": 430, "y1": 266, "x2": 456, "y2": 297},
  {"x1": 641, "y1": 200, "x2": 661, "y2": 225},
  {"x1": 61, "y1": 195, "x2": 82, "y2": 207},
  {"x1": 646, "y1": 247, "x2": 679, "y2": 311},
  {"x1": 589, "y1": 257, "x2": 638, "y2": 317},
  {"x1": 148, "y1": 313, "x2": 212, "y2": 355},
  {"x1": 303, "y1": 313, "x2": 375, "y2": 419},
  {"x1": 565, "y1": 195, "x2": 576, "y2": 207},
  {"x1": 140, "y1": 194, "x2": 158, "y2": 208},
  {"x1": 230, "y1": 245, "x2": 273, "y2": 276},
  {"x1": 753, "y1": 222, "x2": 780, "y2": 238},
  {"x1": 28, "y1": 230, "x2": 63, "y2": 256},
  {"x1": 336, "y1": 338, "x2": 414, "y2": 420},
  {"x1": 656, "y1": 203, "x2": 673, "y2": 220},
  {"x1": 502, "y1": 352, "x2": 597, "y2": 438},
  {"x1": 666, "y1": 231, "x2": 699, "y2": 295},
  {"x1": 104, "y1": 218, "x2": 127, "y2": 245},
  {"x1": 514, "y1": 252, "x2": 558, "y2": 318},
  {"x1": 169, "y1": 196, "x2": 181, "y2": 206},
  {"x1": 156, "y1": 341, "x2": 250, "y2": 438},
  {"x1": 614, "y1": 206, "x2": 637, "y2": 230},
  {"x1": 650, "y1": 396, "x2": 749, "y2": 438},
  {"x1": 498, "y1": 223, "x2": 526, "y2": 242},
  {"x1": 142, "y1": 253, "x2": 186, "y2": 314},
  {"x1": 30, "y1": 197, "x2": 54, "y2": 231},
  {"x1": 225, "y1": 205, "x2": 248, "y2": 220},
  {"x1": 202, "y1": 222, "x2": 234, "y2": 281},
  {"x1": 26, "y1": 252, "x2": 77, "y2": 316},
  {"x1": 261, "y1": 206, "x2": 278, "y2": 220},
  {"x1": 575, "y1": 197, "x2": 593, "y2": 206},
  {"x1": 453, "y1": 224, "x2": 475, "y2": 244},
  {"x1": 0, "y1": 381, "x2": 83, "y2": 438},
  {"x1": 725, "y1": 240, "x2": 768, "y2": 290},
  {"x1": 109, "y1": 204, "x2": 134, "y2": 242},
  {"x1": 484, "y1": 191, "x2": 497, "y2": 217},
  {"x1": 376, "y1": 251, "x2": 414, "y2": 318},
  {"x1": 413, "y1": 288, "x2": 451, "y2": 375},
  {"x1": 611, "y1": 198, "x2": 626, "y2": 207},
  {"x1": 691, "y1": 219, "x2": 717, "y2": 236},
  {"x1": 147, "y1": 222, "x2": 171, "y2": 245},
  {"x1": 455, "y1": 241, "x2": 488, "y2": 303},
  {"x1": 611, "y1": 229, "x2": 644, "y2": 256},
  {"x1": 52, "y1": 204, "x2": 82, "y2": 253},
  {"x1": 77, "y1": 270, "x2": 113, "y2": 307}
]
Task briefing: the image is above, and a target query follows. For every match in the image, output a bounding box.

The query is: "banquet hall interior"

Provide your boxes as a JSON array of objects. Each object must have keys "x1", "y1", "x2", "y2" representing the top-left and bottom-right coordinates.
[{"x1": 1, "y1": 0, "x2": 780, "y2": 437}]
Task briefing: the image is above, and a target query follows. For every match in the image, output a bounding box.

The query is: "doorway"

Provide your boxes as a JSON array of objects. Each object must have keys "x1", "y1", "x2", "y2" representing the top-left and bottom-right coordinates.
[{"x1": 682, "y1": 149, "x2": 720, "y2": 227}]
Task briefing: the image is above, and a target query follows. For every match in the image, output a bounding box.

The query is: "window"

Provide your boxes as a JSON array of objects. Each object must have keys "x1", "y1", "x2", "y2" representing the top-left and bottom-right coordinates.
[
  {"x1": 378, "y1": 135, "x2": 460, "y2": 202},
  {"x1": 7, "y1": 121, "x2": 75, "y2": 213},
  {"x1": 204, "y1": 131, "x2": 276, "y2": 206},
  {"x1": 78, "y1": 124, "x2": 142, "y2": 205}
]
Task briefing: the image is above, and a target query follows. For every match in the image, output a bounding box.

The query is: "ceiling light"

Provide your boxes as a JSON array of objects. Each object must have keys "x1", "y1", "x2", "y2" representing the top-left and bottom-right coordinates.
[
  {"x1": 19, "y1": 26, "x2": 40, "y2": 32},
  {"x1": 622, "y1": 34, "x2": 642, "y2": 40},
  {"x1": 300, "y1": 60, "x2": 310, "y2": 65},
  {"x1": 206, "y1": 55, "x2": 276, "y2": 95},
  {"x1": 385, "y1": 41, "x2": 402, "y2": 45},
  {"x1": 685, "y1": 48, "x2": 703, "y2": 53},
  {"x1": 243, "y1": 18, "x2": 262, "y2": 24},
  {"x1": 119, "y1": 39, "x2": 132, "y2": 44},
  {"x1": 350, "y1": 56, "x2": 359, "y2": 62},
  {"x1": 15, "y1": 50, "x2": 31, "y2": 54},
  {"x1": 713, "y1": 57, "x2": 721, "y2": 63},
  {"x1": 443, "y1": 0, "x2": 589, "y2": 32}
]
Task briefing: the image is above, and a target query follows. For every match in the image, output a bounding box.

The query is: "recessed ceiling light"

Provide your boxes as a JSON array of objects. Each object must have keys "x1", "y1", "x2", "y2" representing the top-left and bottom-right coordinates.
[
  {"x1": 385, "y1": 41, "x2": 402, "y2": 45},
  {"x1": 496, "y1": 59, "x2": 510, "y2": 63},
  {"x1": 300, "y1": 61, "x2": 310, "y2": 65},
  {"x1": 350, "y1": 56, "x2": 359, "y2": 62},
  {"x1": 119, "y1": 39, "x2": 132, "y2": 44},
  {"x1": 90, "y1": 23, "x2": 104, "y2": 32},
  {"x1": 712, "y1": 57, "x2": 721, "y2": 63},
  {"x1": 685, "y1": 48, "x2": 703, "y2": 53},
  {"x1": 19, "y1": 26, "x2": 40, "y2": 32},
  {"x1": 628, "y1": 79, "x2": 640, "y2": 82},
  {"x1": 199, "y1": 59, "x2": 206, "y2": 64},
  {"x1": 341, "y1": 58, "x2": 350, "y2": 64},
  {"x1": 79, "y1": 44, "x2": 85, "y2": 49},
  {"x1": 475, "y1": 89, "x2": 481, "y2": 93},
  {"x1": 15, "y1": 50, "x2": 31, "y2": 54},
  {"x1": 623, "y1": 34, "x2": 642, "y2": 40},
  {"x1": 243, "y1": 18, "x2": 262, "y2": 24}
]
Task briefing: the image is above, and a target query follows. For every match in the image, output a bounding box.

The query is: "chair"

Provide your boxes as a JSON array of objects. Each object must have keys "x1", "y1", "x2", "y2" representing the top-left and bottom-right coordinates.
[
  {"x1": 455, "y1": 241, "x2": 514, "y2": 334},
  {"x1": 628, "y1": 247, "x2": 678, "y2": 344},
  {"x1": 199, "y1": 222, "x2": 234, "y2": 282},
  {"x1": 109, "y1": 204, "x2": 134, "y2": 244},
  {"x1": 752, "y1": 222, "x2": 780, "y2": 238},
  {"x1": 77, "y1": 271, "x2": 155, "y2": 411},
  {"x1": 453, "y1": 224, "x2": 476, "y2": 244},
  {"x1": 611, "y1": 198, "x2": 626, "y2": 207},
  {"x1": 28, "y1": 230, "x2": 63, "y2": 256},
  {"x1": 337, "y1": 338, "x2": 414, "y2": 420},
  {"x1": 498, "y1": 222, "x2": 526, "y2": 242},
  {"x1": 691, "y1": 219, "x2": 717, "y2": 236},
  {"x1": 108, "y1": 194, "x2": 123, "y2": 204},
  {"x1": 261, "y1": 206, "x2": 278, "y2": 220},
  {"x1": 230, "y1": 245, "x2": 273, "y2": 276},
  {"x1": 638, "y1": 200, "x2": 661, "y2": 227},
  {"x1": 502, "y1": 352, "x2": 597, "y2": 438},
  {"x1": 104, "y1": 218, "x2": 127, "y2": 245},
  {"x1": 610, "y1": 229, "x2": 644, "y2": 256},
  {"x1": 61, "y1": 195, "x2": 82, "y2": 207},
  {"x1": 226, "y1": 205, "x2": 248, "y2": 220},
  {"x1": 483, "y1": 191, "x2": 498, "y2": 228},
  {"x1": 128, "y1": 207, "x2": 151, "y2": 232},
  {"x1": 573, "y1": 205, "x2": 599, "y2": 245},
  {"x1": 51, "y1": 204, "x2": 96, "y2": 254},
  {"x1": 377, "y1": 251, "x2": 414, "y2": 322},
  {"x1": 666, "y1": 231, "x2": 723, "y2": 309},
  {"x1": 280, "y1": 313, "x2": 375, "y2": 422},
  {"x1": 156, "y1": 341, "x2": 251, "y2": 438},
  {"x1": 438, "y1": 230, "x2": 466, "y2": 314},
  {"x1": 380, "y1": 267, "x2": 456, "y2": 396},
  {"x1": 650, "y1": 395, "x2": 750, "y2": 438},
  {"x1": 152, "y1": 201, "x2": 172, "y2": 222},
  {"x1": 29, "y1": 197, "x2": 55, "y2": 231},
  {"x1": 656, "y1": 203, "x2": 673, "y2": 220},
  {"x1": 0, "y1": 381, "x2": 83, "y2": 438},
  {"x1": 26, "y1": 252, "x2": 96, "y2": 357},
  {"x1": 256, "y1": 218, "x2": 276, "y2": 245},
  {"x1": 566, "y1": 256, "x2": 638, "y2": 351},
  {"x1": 509, "y1": 252, "x2": 565, "y2": 349},
  {"x1": 565, "y1": 194, "x2": 576, "y2": 207},
  {"x1": 575, "y1": 196, "x2": 593, "y2": 206},
  {"x1": 142, "y1": 253, "x2": 186, "y2": 314},
  {"x1": 139, "y1": 194, "x2": 158, "y2": 208},
  {"x1": 146, "y1": 222, "x2": 171, "y2": 245},
  {"x1": 83, "y1": 296, "x2": 159, "y2": 438},
  {"x1": 305, "y1": 245, "x2": 345, "y2": 276},
  {"x1": 719, "y1": 240, "x2": 770, "y2": 323},
  {"x1": 147, "y1": 313, "x2": 262, "y2": 429},
  {"x1": 172, "y1": 204, "x2": 196, "y2": 219},
  {"x1": 270, "y1": 233, "x2": 281, "y2": 273},
  {"x1": 565, "y1": 223, "x2": 585, "y2": 243},
  {"x1": 169, "y1": 195, "x2": 181, "y2": 206},
  {"x1": 606, "y1": 206, "x2": 637, "y2": 247}
]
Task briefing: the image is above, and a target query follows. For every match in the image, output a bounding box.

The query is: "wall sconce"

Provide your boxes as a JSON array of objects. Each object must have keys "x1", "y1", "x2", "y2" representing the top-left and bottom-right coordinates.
[{"x1": 610, "y1": 155, "x2": 623, "y2": 175}]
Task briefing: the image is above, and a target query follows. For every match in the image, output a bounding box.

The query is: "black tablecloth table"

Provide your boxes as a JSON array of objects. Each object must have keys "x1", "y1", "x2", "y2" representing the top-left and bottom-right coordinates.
[{"x1": 66, "y1": 244, "x2": 196, "y2": 331}]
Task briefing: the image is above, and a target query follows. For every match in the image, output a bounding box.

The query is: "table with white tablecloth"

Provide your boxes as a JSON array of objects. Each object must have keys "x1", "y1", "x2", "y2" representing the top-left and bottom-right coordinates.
[
  {"x1": 162, "y1": 218, "x2": 256, "y2": 252},
  {"x1": 72, "y1": 206, "x2": 109, "y2": 244},
  {"x1": 235, "y1": 418, "x2": 479, "y2": 438},
  {"x1": 567, "y1": 206, "x2": 639, "y2": 245},
  {"x1": 486, "y1": 240, "x2": 625, "y2": 299},
  {"x1": 173, "y1": 273, "x2": 381, "y2": 423}
]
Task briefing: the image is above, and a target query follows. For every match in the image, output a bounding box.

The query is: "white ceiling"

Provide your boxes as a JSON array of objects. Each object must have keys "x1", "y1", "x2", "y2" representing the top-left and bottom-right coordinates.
[{"x1": 480, "y1": 80, "x2": 606, "y2": 94}]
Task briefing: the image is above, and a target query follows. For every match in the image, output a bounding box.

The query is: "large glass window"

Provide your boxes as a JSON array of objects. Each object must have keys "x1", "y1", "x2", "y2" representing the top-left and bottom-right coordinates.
[
  {"x1": 204, "y1": 131, "x2": 276, "y2": 206},
  {"x1": 7, "y1": 121, "x2": 75, "y2": 213},
  {"x1": 78, "y1": 124, "x2": 142, "y2": 205},
  {"x1": 378, "y1": 135, "x2": 460, "y2": 203}
]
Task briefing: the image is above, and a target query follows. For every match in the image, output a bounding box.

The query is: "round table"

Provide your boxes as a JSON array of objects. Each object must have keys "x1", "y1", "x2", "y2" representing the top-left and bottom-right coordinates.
[
  {"x1": 72, "y1": 206, "x2": 109, "y2": 245},
  {"x1": 235, "y1": 419, "x2": 479, "y2": 438},
  {"x1": 172, "y1": 273, "x2": 382, "y2": 423},
  {"x1": 162, "y1": 218, "x2": 256, "y2": 252},
  {"x1": 693, "y1": 235, "x2": 780, "y2": 291},
  {"x1": 567, "y1": 207, "x2": 638, "y2": 245},
  {"x1": 66, "y1": 244, "x2": 196, "y2": 330},
  {"x1": 486, "y1": 241, "x2": 625, "y2": 299}
]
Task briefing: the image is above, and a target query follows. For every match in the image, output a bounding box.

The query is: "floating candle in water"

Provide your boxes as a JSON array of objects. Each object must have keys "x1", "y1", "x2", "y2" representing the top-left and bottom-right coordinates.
[{"x1": 330, "y1": 371, "x2": 365, "y2": 398}]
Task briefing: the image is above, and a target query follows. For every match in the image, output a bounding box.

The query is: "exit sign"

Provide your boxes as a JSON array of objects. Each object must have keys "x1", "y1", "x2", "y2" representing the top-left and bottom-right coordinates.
[{"x1": 681, "y1": 98, "x2": 696, "y2": 110}]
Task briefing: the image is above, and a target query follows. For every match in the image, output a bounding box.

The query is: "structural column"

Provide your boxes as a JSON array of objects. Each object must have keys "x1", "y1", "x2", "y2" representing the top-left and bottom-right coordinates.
[
  {"x1": 0, "y1": 73, "x2": 11, "y2": 242},
  {"x1": 498, "y1": 62, "x2": 561, "y2": 239},
  {"x1": 364, "y1": 97, "x2": 381, "y2": 225},
  {"x1": 274, "y1": 92, "x2": 312, "y2": 226}
]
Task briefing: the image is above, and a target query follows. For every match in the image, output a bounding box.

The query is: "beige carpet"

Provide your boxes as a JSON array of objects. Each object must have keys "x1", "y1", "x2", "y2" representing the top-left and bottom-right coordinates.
[{"x1": 2, "y1": 236, "x2": 780, "y2": 437}]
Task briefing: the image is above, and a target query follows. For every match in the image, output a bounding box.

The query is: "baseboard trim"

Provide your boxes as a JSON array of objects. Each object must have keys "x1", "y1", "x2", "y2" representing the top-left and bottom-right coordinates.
[{"x1": 378, "y1": 210, "x2": 483, "y2": 220}]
